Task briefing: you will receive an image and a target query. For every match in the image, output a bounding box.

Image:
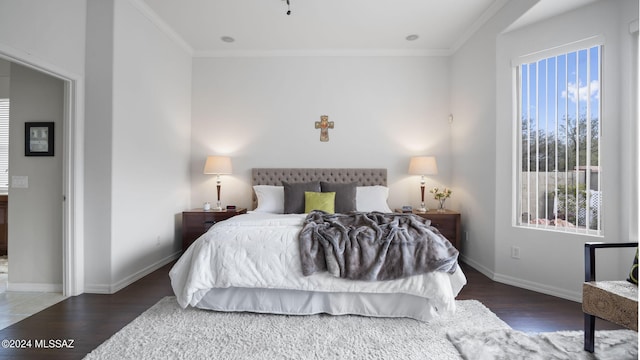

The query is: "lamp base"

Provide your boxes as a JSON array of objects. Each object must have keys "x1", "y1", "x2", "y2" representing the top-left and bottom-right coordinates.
[
  {"x1": 417, "y1": 182, "x2": 428, "y2": 213},
  {"x1": 417, "y1": 202, "x2": 428, "y2": 213},
  {"x1": 215, "y1": 201, "x2": 223, "y2": 211}
]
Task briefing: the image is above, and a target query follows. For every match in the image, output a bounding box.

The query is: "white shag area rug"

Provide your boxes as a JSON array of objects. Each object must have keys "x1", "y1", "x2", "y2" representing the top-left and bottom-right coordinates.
[
  {"x1": 84, "y1": 296, "x2": 638, "y2": 360},
  {"x1": 84, "y1": 297, "x2": 509, "y2": 360},
  {"x1": 447, "y1": 328, "x2": 638, "y2": 360}
]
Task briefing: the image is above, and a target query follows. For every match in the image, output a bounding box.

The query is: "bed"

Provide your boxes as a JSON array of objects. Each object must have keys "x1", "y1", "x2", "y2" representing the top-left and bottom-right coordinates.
[{"x1": 170, "y1": 168, "x2": 467, "y2": 321}]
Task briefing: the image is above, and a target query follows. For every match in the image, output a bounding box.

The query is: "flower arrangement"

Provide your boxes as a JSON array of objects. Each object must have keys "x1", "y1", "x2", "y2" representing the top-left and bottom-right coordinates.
[
  {"x1": 430, "y1": 187, "x2": 452, "y2": 200},
  {"x1": 430, "y1": 187, "x2": 452, "y2": 211}
]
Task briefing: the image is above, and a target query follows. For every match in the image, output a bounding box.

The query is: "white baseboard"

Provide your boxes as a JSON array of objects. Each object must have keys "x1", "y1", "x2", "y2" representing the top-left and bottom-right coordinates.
[
  {"x1": 8, "y1": 282, "x2": 63, "y2": 293},
  {"x1": 83, "y1": 283, "x2": 111, "y2": 294},
  {"x1": 460, "y1": 254, "x2": 582, "y2": 303},
  {"x1": 492, "y1": 272, "x2": 582, "y2": 302},
  {"x1": 459, "y1": 254, "x2": 495, "y2": 279},
  {"x1": 84, "y1": 251, "x2": 181, "y2": 294}
]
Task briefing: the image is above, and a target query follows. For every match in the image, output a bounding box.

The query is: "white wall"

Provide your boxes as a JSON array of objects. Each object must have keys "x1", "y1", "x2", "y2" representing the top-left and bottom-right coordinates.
[
  {"x1": 85, "y1": 0, "x2": 192, "y2": 292},
  {"x1": 493, "y1": 0, "x2": 637, "y2": 301},
  {"x1": 109, "y1": 0, "x2": 192, "y2": 290},
  {"x1": 190, "y1": 56, "x2": 454, "y2": 211},
  {"x1": 0, "y1": 0, "x2": 86, "y2": 76},
  {"x1": 8, "y1": 63, "x2": 64, "y2": 290},
  {"x1": 84, "y1": 0, "x2": 115, "y2": 290},
  {"x1": 450, "y1": 0, "x2": 538, "y2": 275}
]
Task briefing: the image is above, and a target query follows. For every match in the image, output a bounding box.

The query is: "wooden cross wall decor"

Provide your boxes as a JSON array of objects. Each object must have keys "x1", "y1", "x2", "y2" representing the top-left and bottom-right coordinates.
[{"x1": 314, "y1": 115, "x2": 334, "y2": 142}]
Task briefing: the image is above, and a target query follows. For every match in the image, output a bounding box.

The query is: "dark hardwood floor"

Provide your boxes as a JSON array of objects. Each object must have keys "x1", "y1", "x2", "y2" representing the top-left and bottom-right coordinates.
[
  {"x1": 0, "y1": 261, "x2": 621, "y2": 359},
  {"x1": 457, "y1": 263, "x2": 621, "y2": 333}
]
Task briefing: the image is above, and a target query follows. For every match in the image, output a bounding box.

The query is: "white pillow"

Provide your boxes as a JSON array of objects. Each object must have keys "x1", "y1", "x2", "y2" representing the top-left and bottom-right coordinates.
[
  {"x1": 356, "y1": 186, "x2": 393, "y2": 213},
  {"x1": 253, "y1": 185, "x2": 284, "y2": 213}
]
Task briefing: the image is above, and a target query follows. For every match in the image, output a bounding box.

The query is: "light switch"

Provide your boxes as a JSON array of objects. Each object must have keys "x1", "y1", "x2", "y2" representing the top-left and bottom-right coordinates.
[{"x1": 11, "y1": 175, "x2": 28, "y2": 188}]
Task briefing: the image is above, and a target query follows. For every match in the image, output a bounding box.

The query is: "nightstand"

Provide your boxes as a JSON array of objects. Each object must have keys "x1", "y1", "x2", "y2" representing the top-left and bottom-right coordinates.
[
  {"x1": 396, "y1": 209, "x2": 461, "y2": 250},
  {"x1": 182, "y1": 208, "x2": 247, "y2": 251}
]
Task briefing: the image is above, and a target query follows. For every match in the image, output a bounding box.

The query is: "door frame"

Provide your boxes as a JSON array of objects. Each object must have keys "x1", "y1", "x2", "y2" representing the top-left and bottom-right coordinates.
[{"x1": 0, "y1": 45, "x2": 84, "y2": 296}]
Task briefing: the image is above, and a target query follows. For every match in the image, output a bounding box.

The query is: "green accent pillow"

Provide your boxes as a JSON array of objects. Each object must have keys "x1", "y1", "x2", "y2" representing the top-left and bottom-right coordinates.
[
  {"x1": 628, "y1": 249, "x2": 638, "y2": 285},
  {"x1": 304, "y1": 191, "x2": 336, "y2": 214}
]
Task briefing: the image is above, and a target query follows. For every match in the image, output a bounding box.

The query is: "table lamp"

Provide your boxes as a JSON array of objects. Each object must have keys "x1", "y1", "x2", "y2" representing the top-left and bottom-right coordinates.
[
  {"x1": 408, "y1": 156, "x2": 438, "y2": 212},
  {"x1": 203, "y1": 156, "x2": 232, "y2": 211}
]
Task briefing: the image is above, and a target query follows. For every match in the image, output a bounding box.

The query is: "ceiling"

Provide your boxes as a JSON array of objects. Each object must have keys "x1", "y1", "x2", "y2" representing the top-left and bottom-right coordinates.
[{"x1": 140, "y1": 0, "x2": 599, "y2": 56}]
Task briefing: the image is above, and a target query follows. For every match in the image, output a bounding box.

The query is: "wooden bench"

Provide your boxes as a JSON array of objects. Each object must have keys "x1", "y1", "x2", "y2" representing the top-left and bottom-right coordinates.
[{"x1": 583, "y1": 242, "x2": 638, "y2": 352}]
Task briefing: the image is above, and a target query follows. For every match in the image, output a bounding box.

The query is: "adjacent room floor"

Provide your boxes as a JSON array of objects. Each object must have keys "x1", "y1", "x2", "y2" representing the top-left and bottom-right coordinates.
[
  {"x1": 0, "y1": 256, "x2": 66, "y2": 330},
  {"x1": 0, "y1": 291, "x2": 66, "y2": 330}
]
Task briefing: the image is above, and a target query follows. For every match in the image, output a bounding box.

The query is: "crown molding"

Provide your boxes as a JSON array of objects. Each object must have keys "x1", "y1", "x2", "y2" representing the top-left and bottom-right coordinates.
[
  {"x1": 194, "y1": 48, "x2": 453, "y2": 58},
  {"x1": 127, "y1": 0, "x2": 194, "y2": 56},
  {"x1": 450, "y1": 0, "x2": 510, "y2": 53}
]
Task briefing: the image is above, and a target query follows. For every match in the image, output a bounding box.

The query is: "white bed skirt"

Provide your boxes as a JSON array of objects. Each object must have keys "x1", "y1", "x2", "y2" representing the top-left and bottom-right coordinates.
[{"x1": 192, "y1": 287, "x2": 448, "y2": 322}]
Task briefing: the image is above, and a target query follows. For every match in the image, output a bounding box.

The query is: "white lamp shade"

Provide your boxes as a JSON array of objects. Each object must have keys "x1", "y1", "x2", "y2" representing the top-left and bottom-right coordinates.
[
  {"x1": 408, "y1": 156, "x2": 438, "y2": 175},
  {"x1": 203, "y1": 156, "x2": 232, "y2": 175}
]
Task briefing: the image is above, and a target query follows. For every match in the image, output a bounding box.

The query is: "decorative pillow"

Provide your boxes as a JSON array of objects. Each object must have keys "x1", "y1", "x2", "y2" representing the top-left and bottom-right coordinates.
[
  {"x1": 252, "y1": 185, "x2": 284, "y2": 213},
  {"x1": 356, "y1": 186, "x2": 393, "y2": 213},
  {"x1": 628, "y1": 249, "x2": 638, "y2": 285},
  {"x1": 304, "y1": 191, "x2": 336, "y2": 214},
  {"x1": 320, "y1": 182, "x2": 357, "y2": 213},
  {"x1": 282, "y1": 181, "x2": 321, "y2": 214}
]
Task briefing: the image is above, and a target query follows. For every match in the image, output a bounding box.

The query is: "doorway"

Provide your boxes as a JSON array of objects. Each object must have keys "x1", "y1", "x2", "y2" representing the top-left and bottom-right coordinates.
[
  {"x1": 0, "y1": 47, "x2": 83, "y2": 297},
  {"x1": 7, "y1": 61, "x2": 64, "y2": 295}
]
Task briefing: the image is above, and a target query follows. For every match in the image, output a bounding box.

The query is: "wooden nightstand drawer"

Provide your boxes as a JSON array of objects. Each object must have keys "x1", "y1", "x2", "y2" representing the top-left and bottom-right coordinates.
[
  {"x1": 182, "y1": 208, "x2": 247, "y2": 251},
  {"x1": 429, "y1": 217, "x2": 456, "y2": 237},
  {"x1": 396, "y1": 209, "x2": 461, "y2": 251}
]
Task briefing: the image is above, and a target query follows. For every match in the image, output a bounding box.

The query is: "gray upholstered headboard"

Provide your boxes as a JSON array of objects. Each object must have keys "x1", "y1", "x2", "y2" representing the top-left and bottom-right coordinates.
[{"x1": 251, "y1": 168, "x2": 387, "y2": 209}]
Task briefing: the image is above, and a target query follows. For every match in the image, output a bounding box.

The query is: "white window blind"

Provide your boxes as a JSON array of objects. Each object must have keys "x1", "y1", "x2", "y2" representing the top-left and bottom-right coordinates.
[
  {"x1": 0, "y1": 99, "x2": 7, "y2": 190},
  {"x1": 515, "y1": 45, "x2": 602, "y2": 236}
]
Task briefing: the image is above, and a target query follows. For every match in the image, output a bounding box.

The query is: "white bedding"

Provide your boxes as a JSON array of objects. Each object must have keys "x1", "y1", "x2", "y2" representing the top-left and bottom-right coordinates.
[{"x1": 170, "y1": 212, "x2": 467, "y2": 319}]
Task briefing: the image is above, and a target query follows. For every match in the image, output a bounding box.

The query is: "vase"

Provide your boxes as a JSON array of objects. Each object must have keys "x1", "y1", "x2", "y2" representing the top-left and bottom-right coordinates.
[{"x1": 437, "y1": 198, "x2": 446, "y2": 212}]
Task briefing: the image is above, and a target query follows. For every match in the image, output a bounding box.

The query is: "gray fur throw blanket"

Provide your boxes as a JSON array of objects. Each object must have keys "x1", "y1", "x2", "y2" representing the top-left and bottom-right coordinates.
[{"x1": 299, "y1": 211, "x2": 459, "y2": 281}]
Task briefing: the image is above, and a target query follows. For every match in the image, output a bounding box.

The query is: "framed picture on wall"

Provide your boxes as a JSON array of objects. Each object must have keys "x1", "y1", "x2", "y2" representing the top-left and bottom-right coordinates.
[{"x1": 25, "y1": 122, "x2": 54, "y2": 156}]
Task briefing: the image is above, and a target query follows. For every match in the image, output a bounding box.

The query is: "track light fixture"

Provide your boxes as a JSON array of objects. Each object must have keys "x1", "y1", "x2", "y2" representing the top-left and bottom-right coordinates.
[{"x1": 285, "y1": 0, "x2": 291, "y2": 15}]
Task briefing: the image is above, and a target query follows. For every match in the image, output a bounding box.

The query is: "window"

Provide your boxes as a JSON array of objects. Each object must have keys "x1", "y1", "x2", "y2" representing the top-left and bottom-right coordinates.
[
  {"x1": 515, "y1": 44, "x2": 602, "y2": 236},
  {"x1": 0, "y1": 99, "x2": 7, "y2": 191}
]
